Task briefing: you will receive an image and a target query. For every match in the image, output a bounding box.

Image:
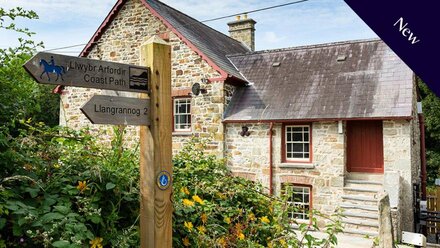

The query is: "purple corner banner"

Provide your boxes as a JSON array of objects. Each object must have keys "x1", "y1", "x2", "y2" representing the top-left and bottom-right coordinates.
[{"x1": 344, "y1": 0, "x2": 439, "y2": 97}]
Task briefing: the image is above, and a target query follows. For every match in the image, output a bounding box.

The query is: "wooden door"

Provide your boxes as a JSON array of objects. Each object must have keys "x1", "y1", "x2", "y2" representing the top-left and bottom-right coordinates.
[{"x1": 347, "y1": 120, "x2": 384, "y2": 173}]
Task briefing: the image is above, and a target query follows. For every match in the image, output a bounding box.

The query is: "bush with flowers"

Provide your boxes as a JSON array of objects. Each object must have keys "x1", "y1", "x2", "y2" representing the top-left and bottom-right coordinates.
[
  {"x1": 172, "y1": 137, "x2": 343, "y2": 248},
  {"x1": 1, "y1": 122, "x2": 343, "y2": 247},
  {"x1": 0, "y1": 123, "x2": 140, "y2": 247}
]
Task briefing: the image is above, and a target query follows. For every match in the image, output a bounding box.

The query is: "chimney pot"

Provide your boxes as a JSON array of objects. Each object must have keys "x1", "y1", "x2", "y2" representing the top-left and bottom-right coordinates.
[{"x1": 236, "y1": 15, "x2": 241, "y2": 21}]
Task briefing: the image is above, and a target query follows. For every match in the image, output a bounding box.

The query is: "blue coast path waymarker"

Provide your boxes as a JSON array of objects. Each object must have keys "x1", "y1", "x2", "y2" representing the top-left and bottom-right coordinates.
[{"x1": 157, "y1": 171, "x2": 171, "y2": 190}]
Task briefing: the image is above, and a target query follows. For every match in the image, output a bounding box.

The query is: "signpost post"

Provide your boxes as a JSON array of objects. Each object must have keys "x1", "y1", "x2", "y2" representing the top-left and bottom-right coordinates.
[
  {"x1": 139, "y1": 37, "x2": 172, "y2": 248},
  {"x1": 23, "y1": 36, "x2": 172, "y2": 248}
]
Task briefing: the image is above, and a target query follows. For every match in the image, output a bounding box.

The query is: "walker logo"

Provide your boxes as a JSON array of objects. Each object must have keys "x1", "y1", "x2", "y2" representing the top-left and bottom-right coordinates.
[{"x1": 344, "y1": 0, "x2": 439, "y2": 96}]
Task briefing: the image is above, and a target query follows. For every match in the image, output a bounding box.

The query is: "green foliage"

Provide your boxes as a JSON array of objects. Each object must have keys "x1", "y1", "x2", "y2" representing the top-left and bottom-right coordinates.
[
  {"x1": 1, "y1": 125, "x2": 343, "y2": 247},
  {"x1": 0, "y1": 123, "x2": 140, "y2": 247},
  {"x1": 1, "y1": 6, "x2": 57, "y2": 128},
  {"x1": 418, "y1": 79, "x2": 440, "y2": 184},
  {"x1": 0, "y1": 54, "x2": 60, "y2": 127},
  {"x1": 0, "y1": 6, "x2": 44, "y2": 63},
  {"x1": 172, "y1": 137, "x2": 343, "y2": 247}
]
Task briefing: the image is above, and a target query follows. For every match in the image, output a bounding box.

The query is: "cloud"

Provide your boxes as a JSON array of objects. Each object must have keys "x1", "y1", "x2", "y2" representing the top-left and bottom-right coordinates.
[
  {"x1": 0, "y1": 0, "x2": 114, "y2": 23},
  {"x1": 0, "y1": 0, "x2": 376, "y2": 53}
]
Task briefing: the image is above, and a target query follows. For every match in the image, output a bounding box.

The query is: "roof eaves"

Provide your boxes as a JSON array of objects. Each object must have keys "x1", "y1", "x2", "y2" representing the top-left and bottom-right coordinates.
[{"x1": 142, "y1": 0, "x2": 231, "y2": 81}]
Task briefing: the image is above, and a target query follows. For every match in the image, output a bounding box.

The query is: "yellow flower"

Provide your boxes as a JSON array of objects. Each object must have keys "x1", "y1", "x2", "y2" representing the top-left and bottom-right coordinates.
[
  {"x1": 237, "y1": 232, "x2": 245, "y2": 240},
  {"x1": 192, "y1": 195, "x2": 204, "y2": 205},
  {"x1": 280, "y1": 239, "x2": 287, "y2": 246},
  {"x1": 201, "y1": 213, "x2": 208, "y2": 224},
  {"x1": 260, "y1": 216, "x2": 270, "y2": 224},
  {"x1": 224, "y1": 217, "x2": 231, "y2": 224},
  {"x1": 181, "y1": 187, "x2": 190, "y2": 195},
  {"x1": 89, "y1": 237, "x2": 103, "y2": 248},
  {"x1": 77, "y1": 181, "x2": 89, "y2": 193},
  {"x1": 197, "y1": 225, "x2": 206, "y2": 233},
  {"x1": 216, "y1": 192, "x2": 226, "y2": 199},
  {"x1": 182, "y1": 199, "x2": 195, "y2": 207},
  {"x1": 218, "y1": 237, "x2": 227, "y2": 247},
  {"x1": 248, "y1": 212, "x2": 256, "y2": 221},
  {"x1": 182, "y1": 237, "x2": 190, "y2": 247},
  {"x1": 184, "y1": 221, "x2": 193, "y2": 231},
  {"x1": 53, "y1": 163, "x2": 60, "y2": 169}
]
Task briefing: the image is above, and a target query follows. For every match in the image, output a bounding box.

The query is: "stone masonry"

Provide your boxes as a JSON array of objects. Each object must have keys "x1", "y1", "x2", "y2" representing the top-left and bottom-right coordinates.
[
  {"x1": 58, "y1": 0, "x2": 421, "y2": 237},
  {"x1": 60, "y1": 0, "x2": 227, "y2": 155},
  {"x1": 226, "y1": 118, "x2": 420, "y2": 231},
  {"x1": 227, "y1": 15, "x2": 256, "y2": 51},
  {"x1": 225, "y1": 122, "x2": 345, "y2": 225}
]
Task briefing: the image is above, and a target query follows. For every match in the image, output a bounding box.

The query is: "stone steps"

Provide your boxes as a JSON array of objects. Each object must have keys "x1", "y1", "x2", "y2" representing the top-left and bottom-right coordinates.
[
  {"x1": 339, "y1": 178, "x2": 382, "y2": 238},
  {"x1": 340, "y1": 203, "x2": 378, "y2": 212},
  {"x1": 344, "y1": 228, "x2": 378, "y2": 237},
  {"x1": 344, "y1": 211, "x2": 378, "y2": 220},
  {"x1": 342, "y1": 195, "x2": 378, "y2": 206},
  {"x1": 343, "y1": 218, "x2": 379, "y2": 227}
]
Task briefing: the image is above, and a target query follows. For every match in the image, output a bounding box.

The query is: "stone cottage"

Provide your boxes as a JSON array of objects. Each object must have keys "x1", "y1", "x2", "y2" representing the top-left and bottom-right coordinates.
[{"x1": 57, "y1": 0, "x2": 423, "y2": 239}]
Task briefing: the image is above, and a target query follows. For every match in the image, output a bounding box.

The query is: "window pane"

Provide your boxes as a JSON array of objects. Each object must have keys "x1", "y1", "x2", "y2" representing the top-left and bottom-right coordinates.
[
  {"x1": 292, "y1": 153, "x2": 303, "y2": 158},
  {"x1": 283, "y1": 185, "x2": 311, "y2": 221},
  {"x1": 287, "y1": 143, "x2": 292, "y2": 152},
  {"x1": 293, "y1": 133, "x2": 302, "y2": 141},
  {"x1": 174, "y1": 98, "x2": 191, "y2": 131},
  {"x1": 284, "y1": 125, "x2": 310, "y2": 161},
  {"x1": 293, "y1": 143, "x2": 303, "y2": 152}
]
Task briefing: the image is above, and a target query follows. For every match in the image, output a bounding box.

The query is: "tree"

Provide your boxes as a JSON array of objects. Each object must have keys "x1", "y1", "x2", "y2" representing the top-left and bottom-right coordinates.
[
  {"x1": 418, "y1": 79, "x2": 440, "y2": 185},
  {"x1": 0, "y1": 7, "x2": 59, "y2": 128}
]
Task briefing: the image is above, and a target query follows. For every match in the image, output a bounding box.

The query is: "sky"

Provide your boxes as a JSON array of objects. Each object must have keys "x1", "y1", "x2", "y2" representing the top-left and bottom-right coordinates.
[{"x1": 0, "y1": 0, "x2": 377, "y2": 55}]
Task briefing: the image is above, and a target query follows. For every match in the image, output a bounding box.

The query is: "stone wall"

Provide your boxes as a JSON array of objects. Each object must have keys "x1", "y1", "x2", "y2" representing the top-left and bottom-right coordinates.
[
  {"x1": 60, "y1": 0, "x2": 226, "y2": 155},
  {"x1": 225, "y1": 121, "x2": 345, "y2": 222},
  {"x1": 383, "y1": 119, "x2": 415, "y2": 232}
]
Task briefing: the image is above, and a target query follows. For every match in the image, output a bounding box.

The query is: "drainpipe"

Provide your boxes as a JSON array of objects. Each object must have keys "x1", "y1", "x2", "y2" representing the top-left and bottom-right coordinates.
[
  {"x1": 269, "y1": 122, "x2": 274, "y2": 195},
  {"x1": 419, "y1": 113, "x2": 427, "y2": 201}
]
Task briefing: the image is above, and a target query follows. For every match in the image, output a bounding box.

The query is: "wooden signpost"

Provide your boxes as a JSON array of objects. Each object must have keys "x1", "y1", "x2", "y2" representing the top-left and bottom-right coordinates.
[
  {"x1": 139, "y1": 36, "x2": 172, "y2": 248},
  {"x1": 23, "y1": 37, "x2": 172, "y2": 248},
  {"x1": 23, "y1": 52, "x2": 150, "y2": 93},
  {"x1": 81, "y1": 95, "x2": 150, "y2": 126}
]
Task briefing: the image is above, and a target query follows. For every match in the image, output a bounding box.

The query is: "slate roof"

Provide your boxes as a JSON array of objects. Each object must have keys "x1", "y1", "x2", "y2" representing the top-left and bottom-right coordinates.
[
  {"x1": 145, "y1": 0, "x2": 250, "y2": 81},
  {"x1": 81, "y1": 0, "x2": 249, "y2": 81},
  {"x1": 224, "y1": 39, "x2": 414, "y2": 122}
]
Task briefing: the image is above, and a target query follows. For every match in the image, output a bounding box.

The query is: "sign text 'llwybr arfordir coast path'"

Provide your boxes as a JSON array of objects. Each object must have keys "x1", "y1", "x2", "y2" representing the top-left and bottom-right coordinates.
[{"x1": 24, "y1": 52, "x2": 150, "y2": 93}]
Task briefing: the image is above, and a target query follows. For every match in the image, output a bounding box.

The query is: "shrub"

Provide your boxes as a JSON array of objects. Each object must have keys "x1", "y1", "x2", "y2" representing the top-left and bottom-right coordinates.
[
  {"x1": 172, "y1": 137, "x2": 343, "y2": 248},
  {"x1": 1, "y1": 124, "x2": 342, "y2": 247},
  {"x1": 0, "y1": 123, "x2": 139, "y2": 247}
]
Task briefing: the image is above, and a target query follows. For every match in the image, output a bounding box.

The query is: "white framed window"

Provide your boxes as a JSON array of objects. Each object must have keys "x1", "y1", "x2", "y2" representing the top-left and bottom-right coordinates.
[
  {"x1": 173, "y1": 98, "x2": 191, "y2": 131},
  {"x1": 282, "y1": 184, "x2": 311, "y2": 221},
  {"x1": 284, "y1": 125, "x2": 311, "y2": 162}
]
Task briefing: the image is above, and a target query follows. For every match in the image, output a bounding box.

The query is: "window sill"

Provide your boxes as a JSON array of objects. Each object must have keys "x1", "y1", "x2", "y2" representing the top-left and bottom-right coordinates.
[
  {"x1": 279, "y1": 163, "x2": 315, "y2": 169},
  {"x1": 172, "y1": 131, "x2": 192, "y2": 136}
]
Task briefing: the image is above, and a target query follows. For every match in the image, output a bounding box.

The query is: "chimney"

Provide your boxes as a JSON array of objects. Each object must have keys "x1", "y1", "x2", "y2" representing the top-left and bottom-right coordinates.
[{"x1": 227, "y1": 14, "x2": 256, "y2": 51}]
